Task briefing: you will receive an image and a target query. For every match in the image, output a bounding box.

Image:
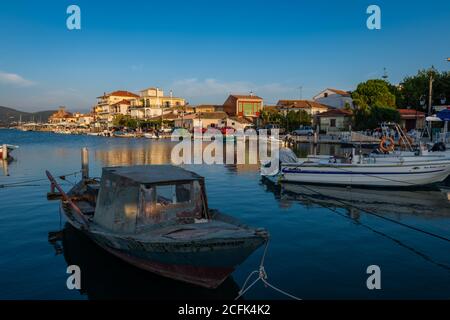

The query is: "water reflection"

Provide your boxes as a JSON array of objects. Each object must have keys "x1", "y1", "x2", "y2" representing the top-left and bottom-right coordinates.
[
  {"x1": 1, "y1": 159, "x2": 10, "y2": 176},
  {"x1": 262, "y1": 178, "x2": 450, "y2": 218},
  {"x1": 49, "y1": 223, "x2": 240, "y2": 300}
]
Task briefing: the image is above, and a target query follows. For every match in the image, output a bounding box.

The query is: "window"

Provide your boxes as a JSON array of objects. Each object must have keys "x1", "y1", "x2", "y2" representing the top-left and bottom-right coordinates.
[
  {"x1": 324, "y1": 93, "x2": 329, "y2": 98},
  {"x1": 137, "y1": 182, "x2": 203, "y2": 227},
  {"x1": 330, "y1": 119, "x2": 336, "y2": 127}
]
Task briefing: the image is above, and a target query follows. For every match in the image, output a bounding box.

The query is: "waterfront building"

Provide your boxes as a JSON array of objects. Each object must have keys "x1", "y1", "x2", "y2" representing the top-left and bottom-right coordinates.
[
  {"x1": 48, "y1": 107, "x2": 77, "y2": 124},
  {"x1": 95, "y1": 90, "x2": 139, "y2": 124},
  {"x1": 173, "y1": 112, "x2": 228, "y2": 130},
  {"x1": 225, "y1": 116, "x2": 255, "y2": 131},
  {"x1": 223, "y1": 94, "x2": 263, "y2": 119},
  {"x1": 189, "y1": 104, "x2": 224, "y2": 113},
  {"x1": 313, "y1": 88, "x2": 353, "y2": 109},
  {"x1": 276, "y1": 100, "x2": 329, "y2": 116},
  {"x1": 398, "y1": 109, "x2": 425, "y2": 130},
  {"x1": 317, "y1": 108, "x2": 352, "y2": 132},
  {"x1": 130, "y1": 87, "x2": 186, "y2": 119}
]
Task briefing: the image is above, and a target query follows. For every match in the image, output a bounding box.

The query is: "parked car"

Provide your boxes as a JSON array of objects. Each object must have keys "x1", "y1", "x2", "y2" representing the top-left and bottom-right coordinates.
[{"x1": 292, "y1": 126, "x2": 314, "y2": 136}]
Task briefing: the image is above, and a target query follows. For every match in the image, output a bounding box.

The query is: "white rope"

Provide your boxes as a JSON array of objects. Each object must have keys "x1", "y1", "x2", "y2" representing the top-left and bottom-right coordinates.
[{"x1": 235, "y1": 239, "x2": 302, "y2": 300}]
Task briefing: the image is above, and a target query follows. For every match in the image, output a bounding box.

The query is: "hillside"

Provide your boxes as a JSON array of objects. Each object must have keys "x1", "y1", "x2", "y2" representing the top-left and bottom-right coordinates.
[{"x1": 0, "y1": 106, "x2": 56, "y2": 126}]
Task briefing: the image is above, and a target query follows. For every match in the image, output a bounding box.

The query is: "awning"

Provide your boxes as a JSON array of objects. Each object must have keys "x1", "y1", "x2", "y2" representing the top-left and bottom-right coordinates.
[{"x1": 437, "y1": 109, "x2": 450, "y2": 121}]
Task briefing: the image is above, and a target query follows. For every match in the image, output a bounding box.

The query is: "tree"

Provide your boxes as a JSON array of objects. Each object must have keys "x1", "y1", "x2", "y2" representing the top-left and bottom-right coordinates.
[
  {"x1": 259, "y1": 109, "x2": 311, "y2": 131},
  {"x1": 397, "y1": 68, "x2": 450, "y2": 111},
  {"x1": 112, "y1": 115, "x2": 138, "y2": 129},
  {"x1": 353, "y1": 105, "x2": 399, "y2": 130},
  {"x1": 351, "y1": 79, "x2": 396, "y2": 109},
  {"x1": 351, "y1": 79, "x2": 399, "y2": 130}
]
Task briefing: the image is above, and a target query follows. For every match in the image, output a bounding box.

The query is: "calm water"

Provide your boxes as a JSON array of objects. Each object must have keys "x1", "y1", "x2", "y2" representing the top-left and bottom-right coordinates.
[{"x1": 1, "y1": 129, "x2": 450, "y2": 300}]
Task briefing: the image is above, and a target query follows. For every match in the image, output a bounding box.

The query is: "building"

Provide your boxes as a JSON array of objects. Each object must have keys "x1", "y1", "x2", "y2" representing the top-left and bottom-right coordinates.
[
  {"x1": 398, "y1": 109, "x2": 425, "y2": 130},
  {"x1": 130, "y1": 87, "x2": 186, "y2": 119},
  {"x1": 313, "y1": 88, "x2": 353, "y2": 109},
  {"x1": 223, "y1": 94, "x2": 263, "y2": 119},
  {"x1": 226, "y1": 116, "x2": 255, "y2": 131},
  {"x1": 95, "y1": 90, "x2": 139, "y2": 124},
  {"x1": 173, "y1": 112, "x2": 228, "y2": 130},
  {"x1": 317, "y1": 109, "x2": 352, "y2": 132},
  {"x1": 110, "y1": 100, "x2": 132, "y2": 116},
  {"x1": 187, "y1": 104, "x2": 223, "y2": 113},
  {"x1": 74, "y1": 113, "x2": 95, "y2": 126},
  {"x1": 48, "y1": 107, "x2": 77, "y2": 124},
  {"x1": 276, "y1": 100, "x2": 329, "y2": 115}
]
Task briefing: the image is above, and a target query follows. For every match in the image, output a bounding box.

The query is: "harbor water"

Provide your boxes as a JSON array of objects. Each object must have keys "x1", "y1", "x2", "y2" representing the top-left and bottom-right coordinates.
[{"x1": 0, "y1": 129, "x2": 449, "y2": 299}]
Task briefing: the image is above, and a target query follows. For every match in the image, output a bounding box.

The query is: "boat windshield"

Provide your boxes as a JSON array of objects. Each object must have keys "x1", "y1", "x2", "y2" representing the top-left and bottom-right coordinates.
[{"x1": 137, "y1": 180, "x2": 204, "y2": 227}]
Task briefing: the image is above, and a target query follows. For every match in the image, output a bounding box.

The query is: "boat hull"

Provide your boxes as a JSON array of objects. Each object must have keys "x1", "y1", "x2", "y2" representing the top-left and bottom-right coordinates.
[
  {"x1": 62, "y1": 206, "x2": 266, "y2": 288},
  {"x1": 79, "y1": 228, "x2": 264, "y2": 288},
  {"x1": 280, "y1": 161, "x2": 450, "y2": 187}
]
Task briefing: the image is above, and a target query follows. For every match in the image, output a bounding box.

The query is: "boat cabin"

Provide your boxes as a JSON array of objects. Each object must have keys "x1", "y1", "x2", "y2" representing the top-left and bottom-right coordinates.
[{"x1": 92, "y1": 165, "x2": 209, "y2": 234}]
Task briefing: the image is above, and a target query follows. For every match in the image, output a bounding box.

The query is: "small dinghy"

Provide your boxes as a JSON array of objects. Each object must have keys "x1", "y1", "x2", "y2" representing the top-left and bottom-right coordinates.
[{"x1": 46, "y1": 157, "x2": 267, "y2": 288}]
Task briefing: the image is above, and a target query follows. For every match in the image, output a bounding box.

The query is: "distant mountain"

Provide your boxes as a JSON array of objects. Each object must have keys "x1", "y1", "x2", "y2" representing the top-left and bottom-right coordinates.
[{"x1": 0, "y1": 106, "x2": 56, "y2": 126}]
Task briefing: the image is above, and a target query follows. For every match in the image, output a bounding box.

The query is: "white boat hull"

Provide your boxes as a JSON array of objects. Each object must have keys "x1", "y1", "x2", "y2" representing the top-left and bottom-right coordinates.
[{"x1": 280, "y1": 161, "x2": 450, "y2": 187}]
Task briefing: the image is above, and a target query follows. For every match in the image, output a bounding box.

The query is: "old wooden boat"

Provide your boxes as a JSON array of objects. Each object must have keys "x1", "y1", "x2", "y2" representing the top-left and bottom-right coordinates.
[{"x1": 46, "y1": 159, "x2": 267, "y2": 288}]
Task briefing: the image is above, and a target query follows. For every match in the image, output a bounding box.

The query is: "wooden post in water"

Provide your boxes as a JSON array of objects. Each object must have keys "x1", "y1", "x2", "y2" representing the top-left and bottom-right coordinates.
[
  {"x1": 2, "y1": 144, "x2": 7, "y2": 160},
  {"x1": 81, "y1": 147, "x2": 89, "y2": 180}
]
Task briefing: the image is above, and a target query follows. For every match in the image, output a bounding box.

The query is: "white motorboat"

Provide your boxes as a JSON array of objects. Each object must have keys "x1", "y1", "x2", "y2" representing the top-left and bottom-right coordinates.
[
  {"x1": 261, "y1": 148, "x2": 450, "y2": 187},
  {"x1": 144, "y1": 133, "x2": 160, "y2": 139},
  {"x1": 280, "y1": 156, "x2": 450, "y2": 187}
]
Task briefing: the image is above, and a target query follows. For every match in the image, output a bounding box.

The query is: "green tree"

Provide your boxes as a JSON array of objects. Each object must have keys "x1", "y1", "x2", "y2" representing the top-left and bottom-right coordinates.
[
  {"x1": 397, "y1": 68, "x2": 450, "y2": 111},
  {"x1": 112, "y1": 115, "x2": 138, "y2": 129},
  {"x1": 351, "y1": 79, "x2": 399, "y2": 130},
  {"x1": 351, "y1": 79, "x2": 396, "y2": 109}
]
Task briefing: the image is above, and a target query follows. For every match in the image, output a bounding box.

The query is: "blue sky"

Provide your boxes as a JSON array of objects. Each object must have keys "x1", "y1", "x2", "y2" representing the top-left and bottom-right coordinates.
[{"x1": 0, "y1": 0, "x2": 449, "y2": 112}]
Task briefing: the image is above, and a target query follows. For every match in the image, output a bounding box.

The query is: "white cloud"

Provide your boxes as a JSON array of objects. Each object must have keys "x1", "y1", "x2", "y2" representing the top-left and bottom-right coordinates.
[
  {"x1": 171, "y1": 78, "x2": 293, "y2": 99},
  {"x1": 0, "y1": 71, "x2": 35, "y2": 87}
]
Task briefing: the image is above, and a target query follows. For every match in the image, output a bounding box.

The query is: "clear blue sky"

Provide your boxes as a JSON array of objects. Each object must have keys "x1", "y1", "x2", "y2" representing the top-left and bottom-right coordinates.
[{"x1": 0, "y1": 0, "x2": 449, "y2": 112}]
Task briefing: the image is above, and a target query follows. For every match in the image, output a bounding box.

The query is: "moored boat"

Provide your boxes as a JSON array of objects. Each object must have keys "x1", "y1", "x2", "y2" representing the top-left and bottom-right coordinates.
[
  {"x1": 262, "y1": 148, "x2": 450, "y2": 187},
  {"x1": 0, "y1": 144, "x2": 19, "y2": 159},
  {"x1": 46, "y1": 157, "x2": 268, "y2": 288}
]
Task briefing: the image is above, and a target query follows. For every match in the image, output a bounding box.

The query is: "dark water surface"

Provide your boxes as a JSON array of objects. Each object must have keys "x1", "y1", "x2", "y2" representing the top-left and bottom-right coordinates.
[{"x1": 1, "y1": 129, "x2": 449, "y2": 299}]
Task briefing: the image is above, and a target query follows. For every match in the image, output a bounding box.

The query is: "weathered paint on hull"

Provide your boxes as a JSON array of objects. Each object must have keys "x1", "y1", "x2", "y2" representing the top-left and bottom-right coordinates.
[
  {"x1": 63, "y1": 211, "x2": 264, "y2": 288},
  {"x1": 99, "y1": 242, "x2": 234, "y2": 288}
]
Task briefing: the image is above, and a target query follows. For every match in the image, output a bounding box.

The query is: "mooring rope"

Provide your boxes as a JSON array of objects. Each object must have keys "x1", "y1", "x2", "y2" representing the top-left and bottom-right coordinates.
[
  {"x1": 235, "y1": 239, "x2": 302, "y2": 300},
  {"x1": 0, "y1": 170, "x2": 81, "y2": 188},
  {"x1": 297, "y1": 183, "x2": 450, "y2": 244}
]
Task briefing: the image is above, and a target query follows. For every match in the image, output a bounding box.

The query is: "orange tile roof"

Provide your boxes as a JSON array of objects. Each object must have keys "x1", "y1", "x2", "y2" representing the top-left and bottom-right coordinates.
[
  {"x1": 277, "y1": 100, "x2": 329, "y2": 109},
  {"x1": 111, "y1": 99, "x2": 132, "y2": 106},
  {"x1": 327, "y1": 88, "x2": 351, "y2": 96},
  {"x1": 98, "y1": 90, "x2": 139, "y2": 98},
  {"x1": 317, "y1": 109, "x2": 352, "y2": 117}
]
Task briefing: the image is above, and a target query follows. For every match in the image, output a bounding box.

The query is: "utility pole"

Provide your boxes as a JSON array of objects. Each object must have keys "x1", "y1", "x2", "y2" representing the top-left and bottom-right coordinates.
[{"x1": 298, "y1": 86, "x2": 303, "y2": 100}]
